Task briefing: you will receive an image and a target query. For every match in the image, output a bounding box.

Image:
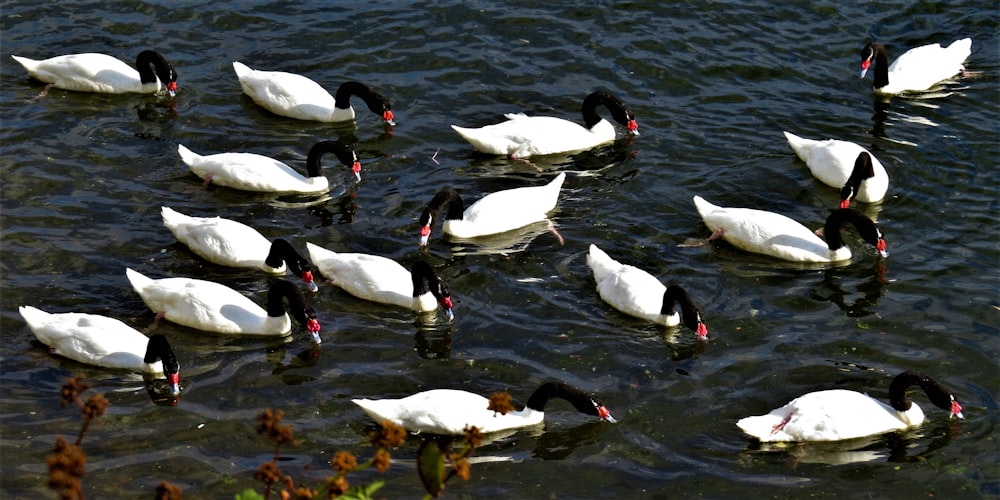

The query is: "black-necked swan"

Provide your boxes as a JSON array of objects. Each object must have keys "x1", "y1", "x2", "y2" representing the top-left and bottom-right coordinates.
[
  {"x1": 352, "y1": 381, "x2": 616, "y2": 435},
  {"x1": 860, "y1": 38, "x2": 972, "y2": 94},
  {"x1": 693, "y1": 195, "x2": 887, "y2": 263},
  {"x1": 419, "y1": 172, "x2": 566, "y2": 245},
  {"x1": 232, "y1": 61, "x2": 395, "y2": 125},
  {"x1": 125, "y1": 268, "x2": 321, "y2": 343},
  {"x1": 305, "y1": 242, "x2": 454, "y2": 320},
  {"x1": 178, "y1": 140, "x2": 361, "y2": 193},
  {"x1": 161, "y1": 206, "x2": 317, "y2": 291},
  {"x1": 19, "y1": 306, "x2": 181, "y2": 394},
  {"x1": 451, "y1": 91, "x2": 639, "y2": 158},
  {"x1": 737, "y1": 370, "x2": 964, "y2": 442},
  {"x1": 11, "y1": 51, "x2": 177, "y2": 96},
  {"x1": 783, "y1": 131, "x2": 889, "y2": 206},
  {"x1": 586, "y1": 244, "x2": 708, "y2": 339}
]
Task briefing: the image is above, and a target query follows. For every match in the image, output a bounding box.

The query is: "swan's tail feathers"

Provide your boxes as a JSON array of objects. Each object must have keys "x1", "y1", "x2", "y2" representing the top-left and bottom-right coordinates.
[
  {"x1": 692, "y1": 195, "x2": 721, "y2": 219},
  {"x1": 547, "y1": 172, "x2": 567, "y2": 190},
  {"x1": 351, "y1": 398, "x2": 392, "y2": 422},
  {"x1": 125, "y1": 268, "x2": 154, "y2": 292},
  {"x1": 586, "y1": 244, "x2": 620, "y2": 280},
  {"x1": 305, "y1": 242, "x2": 336, "y2": 263},
  {"x1": 176, "y1": 144, "x2": 199, "y2": 165},
  {"x1": 782, "y1": 131, "x2": 816, "y2": 162},
  {"x1": 948, "y1": 38, "x2": 973, "y2": 60},
  {"x1": 17, "y1": 305, "x2": 49, "y2": 330},
  {"x1": 736, "y1": 413, "x2": 784, "y2": 441},
  {"x1": 11, "y1": 55, "x2": 37, "y2": 71},
  {"x1": 232, "y1": 61, "x2": 253, "y2": 79},
  {"x1": 160, "y1": 206, "x2": 189, "y2": 230}
]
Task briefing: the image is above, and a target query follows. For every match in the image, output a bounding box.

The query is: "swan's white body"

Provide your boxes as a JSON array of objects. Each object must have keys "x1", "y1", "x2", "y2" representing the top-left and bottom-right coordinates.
[
  {"x1": 587, "y1": 244, "x2": 679, "y2": 326},
  {"x1": 868, "y1": 38, "x2": 972, "y2": 94},
  {"x1": 11, "y1": 53, "x2": 169, "y2": 94},
  {"x1": 737, "y1": 389, "x2": 925, "y2": 442},
  {"x1": 445, "y1": 172, "x2": 566, "y2": 239},
  {"x1": 693, "y1": 196, "x2": 850, "y2": 263},
  {"x1": 783, "y1": 132, "x2": 889, "y2": 203},
  {"x1": 19, "y1": 305, "x2": 171, "y2": 374},
  {"x1": 453, "y1": 113, "x2": 619, "y2": 158},
  {"x1": 178, "y1": 144, "x2": 328, "y2": 193},
  {"x1": 161, "y1": 206, "x2": 284, "y2": 273},
  {"x1": 125, "y1": 268, "x2": 291, "y2": 335},
  {"x1": 354, "y1": 389, "x2": 545, "y2": 435},
  {"x1": 233, "y1": 61, "x2": 355, "y2": 122},
  {"x1": 306, "y1": 243, "x2": 438, "y2": 312}
]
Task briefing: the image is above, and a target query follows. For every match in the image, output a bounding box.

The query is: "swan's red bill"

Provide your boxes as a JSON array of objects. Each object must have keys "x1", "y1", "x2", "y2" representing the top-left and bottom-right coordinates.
[{"x1": 598, "y1": 405, "x2": 617, "y2": 423}]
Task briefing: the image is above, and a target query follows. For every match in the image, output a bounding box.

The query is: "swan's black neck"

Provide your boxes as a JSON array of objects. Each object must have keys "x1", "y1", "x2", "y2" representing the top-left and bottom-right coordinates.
[
  {"x1": 135, "y1": 50, "x2": 177, "y2": 86},
  {"x1": 524, "y1": 382, "x2": 607, "y2": 418},
  {"x1": 861, "y1": 43, "x2": 890, "y2": 89},
  {"x1": 334, "y1": 81, "x2": 393, "y2": 115},
  {"x1": 305, "y1": 141, "x2": 358, "y2": 178},
  {"x1": 265, "y1": 279, "x2": 317, "y2": 327},
  {"x1": 419, "y1": 188, "x2": 465, "y2": 228},
  {"x1": 840, "y1": 152, "x2": 876, "y2": 206},
  {"x1": 264, "y1": 239, "x2": 312, "y2": 277},
  {"x1": 581, "y1": 91, "x2": 636, "y2": 130},
  {"x1": 888, "y1": 370, "x2": 959, "y2": 413},
  {"x1": 144, "y1": 334, "x2": 180, "y2": 376},
  {"x1": 410, "y1": 260, "x2": 451, "y2": 300},
  {"x1": 822, "y1": 208, "x2": 884, "y2": 252},
  {"x1": 661, "y1": 285, "x2": 705, "y2": 333}
]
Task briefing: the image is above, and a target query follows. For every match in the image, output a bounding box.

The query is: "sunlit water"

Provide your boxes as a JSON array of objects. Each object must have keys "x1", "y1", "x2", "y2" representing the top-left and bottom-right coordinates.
[{"x1": 1, "y1": 2, "x2": 997, "y2": 498}]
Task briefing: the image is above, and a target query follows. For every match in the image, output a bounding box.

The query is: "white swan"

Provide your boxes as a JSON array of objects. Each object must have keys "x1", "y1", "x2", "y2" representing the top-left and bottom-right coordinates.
[
  {"x1": 353, "y1": 381, "x2": 616, "y2": 435},
  {"x1": 306, "y1": 243, "x2": 454, "y2": 320},
  {"x1": 783, "y1": 131, "x2": 889, "y2": 206},
  {"x1": 232, "y1": 61, "x2": 395, "y2": 124},
  {"x1": 737, "y1": 370, "x2": 964, "y2": 442},
  {"x1": 161, "y1": 206, "x2": 317, "y2": 292},
  {"x1": 125, "y1": 268, "x2": 321, "y2": 342},
  {"x1": 18, "y1": 306, "x2": 180, "y2": 394},
  {"x1": 693, "y1": 196, "x2": 887, "y2": 263},
  {"x1": 178, "y1": 140, "x2": 360, "y2": 193},
  {"x1": 419, "y1": 172, "x2": 566, "y2": 245},
  {"x1": 586, "y1": 244, "x2": 708, "y2": 338},
  {"x1": 451, "y1": 91, "x2": 639, "y2": 158},
  {"x1": 860, "y1": 38, "x2": 972, "y2": 94},
  {"x1": 11, "y1": 50, "x2": 177, "y2": 96}
]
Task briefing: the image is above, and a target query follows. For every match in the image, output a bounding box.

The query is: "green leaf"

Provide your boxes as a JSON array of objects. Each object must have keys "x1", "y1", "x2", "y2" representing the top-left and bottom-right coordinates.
[
  {"x1": 417, "y1": 439, "x2": 447, "y2": 498},
  {"x1": 339, "y1": 479, "x2": 386, "y2": 500},
  {"x1": 234, "y1": 488, "x2": 265, "y2": 500}
]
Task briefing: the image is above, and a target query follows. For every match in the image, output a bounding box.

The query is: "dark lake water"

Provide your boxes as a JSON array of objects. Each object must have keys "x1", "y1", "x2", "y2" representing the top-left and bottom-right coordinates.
[{"x1": 2, "y1": 1, "x2": 998, "y2": 498}]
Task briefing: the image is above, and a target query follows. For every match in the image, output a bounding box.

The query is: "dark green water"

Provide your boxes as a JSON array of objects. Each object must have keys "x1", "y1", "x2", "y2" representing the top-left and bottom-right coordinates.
[{"x1": 1, "y1": 1, "x2": 997, "y2": 498}]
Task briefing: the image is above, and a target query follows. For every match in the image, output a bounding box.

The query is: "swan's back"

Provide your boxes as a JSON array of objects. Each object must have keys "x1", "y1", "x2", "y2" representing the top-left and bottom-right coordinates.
[
  {"x1": 161, "y1": 206, "x2": 274, "y2": 270},
  {"x1": 233, "y1": 61, "x2": 338, "y2": 121},
  {"x1": 306, "y1": 243, "x2": 413, "y2": 307},
  {"x1": 353, "y1": 389, "x2": 541, "y2": 434},
  {"x1": 461, "y1": 172, "x2": 565, "y2": 230},
  {"x1": 453, "y1": 115, "x2": 615, "y2": 157},
  {"x1": 178, "y1": 144, "x2": 327, "y2": 193},
  {"x1": 587, "y1": 244, "x2": 668, "y2": 323},
  {"x1": 19, "y1": 306, "x2": 150, "y2": 370},
  {"x1": 884, "y1": 38, "x2": 972, "y2": 93},
  {"x1": 12, "y1": 53, "x2": 142, "y2": 93},
  {"x1": 737, "y1": 389, "x2": 920, "y2": 442}
]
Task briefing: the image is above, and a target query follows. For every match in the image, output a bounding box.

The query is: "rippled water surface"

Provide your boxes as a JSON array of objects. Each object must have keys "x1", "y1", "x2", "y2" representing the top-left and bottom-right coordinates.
[{"x1": 2, "y1": 1, "x2": 998, "y2": 498}]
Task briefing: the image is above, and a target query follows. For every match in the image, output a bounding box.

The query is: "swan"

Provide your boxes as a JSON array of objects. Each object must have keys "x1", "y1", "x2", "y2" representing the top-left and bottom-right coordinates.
[
  {"x1": 586, "y1": 244, "x2": 708, "y2": 338},
  {"x1": 18, "y1": 306, "x2": 180, "y2": 394},
  {"x1": 737, "y1": 370, "x2": 964, "y2": 442},
  {"x1": 232, "y1": 61, "x2": 395, "y2": 125},
  {"x1": 125, "y1": 268, "x2": 321, "y2": 343},
  {"x1": 352, "y1": 381, "x2": 616, "y2": 435},
  {"x1": 783, "y1": 131, "x2": 889, "y2": 206},
  {"x1": 693, "y1": 196, "x2": 887, "y2": 263},
  {"x1": 178, "y1": 140, "x2": 361, "y2": 193},
  {"x1": 860, "y1": 38, "x2": 972, "y2": 94},
  {"x1": 161, "y1": 206, "x2": 318, "y2": 292},
  {"x1": 11, "y1": 50, "x2": 177, "y2": 96},
  {"x1": 419, "y1": 172, "x2": 566, "y2": 245},
  {"x1": 451, "y1": 91, "x2": 639, "y2": 158},
  {"x1": 306, "y1": 243, "x2": 454, "y2": 320}
]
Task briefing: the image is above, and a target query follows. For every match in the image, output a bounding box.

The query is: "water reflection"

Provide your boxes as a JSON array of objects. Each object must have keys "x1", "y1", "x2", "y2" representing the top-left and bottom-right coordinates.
[
  {"x1": 438, "y1": 220, "x2": 562, "y2": 256},
  {"x1": 808, "y1": 262, "x2": 889, "y2": 317},
  {"x1": 144, "y1": 376, "x2": 182, "y2": 407},
  {"x1": 414, "y1": 321, "x2": 454, "y2": 359}
]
